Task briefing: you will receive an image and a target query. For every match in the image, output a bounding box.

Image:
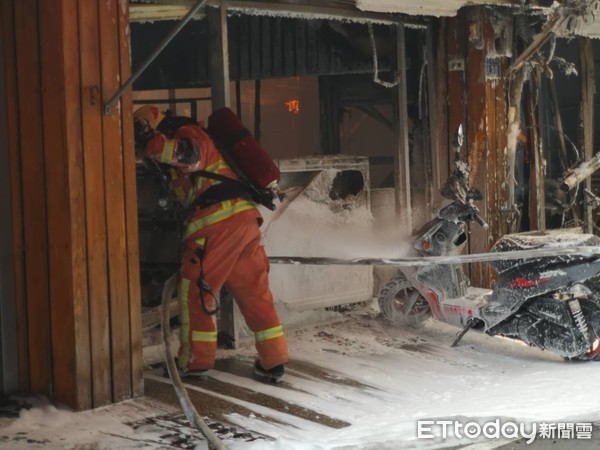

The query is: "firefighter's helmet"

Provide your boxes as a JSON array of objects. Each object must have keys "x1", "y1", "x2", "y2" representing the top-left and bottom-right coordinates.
[{"x1": 133, "y1": 105, "x2": 165, "y2": 130}]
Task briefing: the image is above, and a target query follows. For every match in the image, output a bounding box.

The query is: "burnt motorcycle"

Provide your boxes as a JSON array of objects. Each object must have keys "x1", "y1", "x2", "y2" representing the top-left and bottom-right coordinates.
[{"x1": 378, "y1": 126, "x2": 600, "y2": 361}]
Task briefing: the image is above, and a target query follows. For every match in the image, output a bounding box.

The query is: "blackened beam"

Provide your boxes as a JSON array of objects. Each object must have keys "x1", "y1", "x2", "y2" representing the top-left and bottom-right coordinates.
[
  {"x1": 103, "y1": 0, "x2": 208, "y2": 115},
  {"x1": 506, "y1": 12, "x2": 566, "y2": 77},
  {"x1": 269, "y1": 246, "x2": 600, "y2": 266}
]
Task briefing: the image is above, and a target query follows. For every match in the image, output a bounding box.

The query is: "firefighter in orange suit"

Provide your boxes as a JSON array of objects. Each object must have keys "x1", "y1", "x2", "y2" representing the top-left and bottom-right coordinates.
[{"x1": 133, "y1": 105, "x2": 288, "y2": 381}]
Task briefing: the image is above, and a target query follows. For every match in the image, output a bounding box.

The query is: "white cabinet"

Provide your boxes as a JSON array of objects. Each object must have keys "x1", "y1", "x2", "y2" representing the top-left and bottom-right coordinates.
[{"x1": 231, "y1": 155, "x2": 374, "y2": 342}]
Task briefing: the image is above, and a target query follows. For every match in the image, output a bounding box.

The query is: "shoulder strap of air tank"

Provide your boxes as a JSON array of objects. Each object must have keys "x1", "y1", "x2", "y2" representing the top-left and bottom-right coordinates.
[
  {"x1": 191, "y1": 169, "x2": 240, "y2": 185},
  {"x1": 188, "y1": 170, "x2": 251, "y2": 210}
]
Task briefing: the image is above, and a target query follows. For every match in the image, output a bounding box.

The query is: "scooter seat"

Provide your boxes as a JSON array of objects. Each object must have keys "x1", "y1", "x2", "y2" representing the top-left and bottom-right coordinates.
[
  {"x1": 489, "y1": 229, "x2": 600, "y2": 274},
  {"x1": 492, "y1": 229, "x2": 599, "y2": 253}
]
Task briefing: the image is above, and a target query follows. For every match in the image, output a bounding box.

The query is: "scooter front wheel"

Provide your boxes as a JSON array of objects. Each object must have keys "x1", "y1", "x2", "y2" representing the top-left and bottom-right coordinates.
[{"x1": 378, "y1": 273, "x2": 431, "y2": 327}]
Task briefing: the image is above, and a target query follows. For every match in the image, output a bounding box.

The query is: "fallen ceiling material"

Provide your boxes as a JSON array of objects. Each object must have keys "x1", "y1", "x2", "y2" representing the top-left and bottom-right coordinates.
[
  {"x1": 129, "y1": 0, "x2": 400, "y2": 24},
  {"x1": 356, "y1": 0, "x2": 515, "y2": 17},
  {"x1": 556, "y1": 0, "x2": 600, "y2": 38}
]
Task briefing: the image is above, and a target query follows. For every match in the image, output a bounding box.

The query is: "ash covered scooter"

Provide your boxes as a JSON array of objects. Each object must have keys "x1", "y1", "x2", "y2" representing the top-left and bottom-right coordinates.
[{"x1": 378, "y1": 125, "x2": 600, "y2": 361}]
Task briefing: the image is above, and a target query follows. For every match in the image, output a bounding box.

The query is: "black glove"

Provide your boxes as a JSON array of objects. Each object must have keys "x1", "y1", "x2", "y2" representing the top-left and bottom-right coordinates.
[
  {"x1": 134, "y1": 118, "x2": 156, "y2": 150},
  {"x1": 176, "y1": 137, "x2": 200, "y2": 165}
]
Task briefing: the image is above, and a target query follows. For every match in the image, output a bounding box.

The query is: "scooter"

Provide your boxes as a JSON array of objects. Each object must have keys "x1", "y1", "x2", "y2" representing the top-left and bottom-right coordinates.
[{"x1": 378, "y1": 126, "x2": 600, "y2": 361}]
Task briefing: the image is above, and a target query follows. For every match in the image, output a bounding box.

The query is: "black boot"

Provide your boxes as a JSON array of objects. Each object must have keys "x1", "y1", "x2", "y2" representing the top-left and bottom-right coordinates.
[
  {"x1": 166, "y1": 358, "x2": 208, "y2": 381},
  {"x1": 253, "y1": 360, "x2": 285, "y2": 383}
]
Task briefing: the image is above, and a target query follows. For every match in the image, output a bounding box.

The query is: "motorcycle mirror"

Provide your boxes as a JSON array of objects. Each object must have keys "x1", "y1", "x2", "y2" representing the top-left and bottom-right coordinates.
[
  {"x1": 454, "y1": 125, "x2": 464, "y2": 149},
  {"x1": 467, "y1": 188, "x2": 483, "y2": 201}
]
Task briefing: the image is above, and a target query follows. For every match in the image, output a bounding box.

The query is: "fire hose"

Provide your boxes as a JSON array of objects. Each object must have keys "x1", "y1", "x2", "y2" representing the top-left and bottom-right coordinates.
[
  {"x1": 161, "y1": 273, "x2": 230, "y2": 450},
  {"x1": 268, "y1": 246, "x2": 600, "y2": 267}
]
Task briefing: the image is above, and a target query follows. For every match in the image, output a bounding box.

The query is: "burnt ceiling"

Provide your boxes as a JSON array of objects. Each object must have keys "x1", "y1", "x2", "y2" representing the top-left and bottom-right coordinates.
[
  {"x1": 128, "y1": 0, "x2": 552, "y2": 22},
  {"x1": 130, "y1": 15, "x2": 393, "y2": 89}
]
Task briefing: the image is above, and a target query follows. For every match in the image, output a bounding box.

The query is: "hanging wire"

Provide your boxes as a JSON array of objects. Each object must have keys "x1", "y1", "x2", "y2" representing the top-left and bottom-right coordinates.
[
  {"x1": 546, "y1": 35, "x2": 557, "y2": 65},
  {"x1": 368, "y1": 23, "x2": 401, "y2": 88},
  {"x1": 418, "y1": 49, "x2": 428, "y2": 121}
]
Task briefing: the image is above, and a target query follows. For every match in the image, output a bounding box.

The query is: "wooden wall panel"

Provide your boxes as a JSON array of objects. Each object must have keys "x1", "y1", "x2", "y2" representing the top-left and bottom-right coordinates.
[
  {"x1": 39, "y1": 0, "x2": 81, "y2": 408},
  {"x1": 446, "y1": 13, "x2": 474, "y2": 280},
  {"x1": 393, "y1": 24, "x2": 412, "y2": 231},
  {"x1": 446, "y1": 15, "x2": 467, "y2": 155},
  {"x1": 446, "y1": 7, "x2": 512, "y2": 288},
  {"x1": 496, "y1": 73, "x2": 509, "y2": 233},
  {"x1": 482, "y1": 16, "x2": 506, "y2": 284},
  {"x1": 465, "y1": 9, "x2": 488, "y2": 196},
  {"x1": 526, "y1": 75, "x2": 545, "y2": 230},
  {"x1": 13, "y1": 0, "x2": 52, "y2": 395},
  {"x1": 490, "y1": 12, "x2": 510, "y2": 242},
  {"x1": 117, "y1": 0, "x2": 144, "y2": 399},
  {"x1": 79, "y1": 0, "x2": 111, "y2": 407},
  {"x1": 464, "y1": 8, "x2": 490, "y2": 287},
  {"x1": 3, "y1": 0, "x2": 140, "y2": 409},
  {"x1": 484, "y1": 64, "x2": 499, "y2": 284},
  {"x1": 490, "y1": 58, "x2": 509, "y2": 239},
  {"x1": 0, "y1": 0, "x2": 29, "y2": 390},
  {"x1": 434, "y1": 19, "x2": 449, "y2": 197},
  {"x1": 99, "y1": 0, "x2": 133, "y2": 403},
  {"x1": 61, "y1": 0, "x2": 93, "y2": 411}
]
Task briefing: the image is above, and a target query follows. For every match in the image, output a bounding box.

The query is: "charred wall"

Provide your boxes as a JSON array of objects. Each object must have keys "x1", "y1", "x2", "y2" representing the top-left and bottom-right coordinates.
[{"x1": 437, "y1": 7, "x2": 513, "y2": 288}]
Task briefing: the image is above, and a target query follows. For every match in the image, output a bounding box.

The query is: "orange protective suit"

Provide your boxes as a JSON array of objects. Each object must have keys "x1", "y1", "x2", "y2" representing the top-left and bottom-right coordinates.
[{"x1": 143, "y1": 122, "x2": 288, "y2": 371}]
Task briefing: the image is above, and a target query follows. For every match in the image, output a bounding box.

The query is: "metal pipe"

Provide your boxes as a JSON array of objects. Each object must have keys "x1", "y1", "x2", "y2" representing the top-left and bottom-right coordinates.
[{"x1": 104, "y1": 0, "x2": 208, "y2": 115}]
